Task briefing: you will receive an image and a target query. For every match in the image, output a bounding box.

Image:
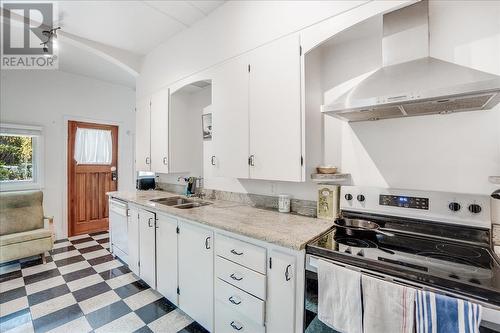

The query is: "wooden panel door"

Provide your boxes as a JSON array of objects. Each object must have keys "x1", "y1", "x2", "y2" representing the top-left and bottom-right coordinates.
[
  {"x1": 178, "y1": 220, "x2": 214, "y2": 332},
  {"x1": 249, "y1": 34, "x2": 303, "y2": 182},
  {"x1": 150, "y1": 88, "x2": 169, "y2": 173},
  {"x1": 212, "y1": 55, "x2": 250, "y2": 179},
  {"x1": 68, "y1": 121, "x2": 118, "y2": 236}
]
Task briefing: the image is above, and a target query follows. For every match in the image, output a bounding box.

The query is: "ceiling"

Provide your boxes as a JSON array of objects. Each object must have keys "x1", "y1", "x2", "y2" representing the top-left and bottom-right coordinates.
[
  {"x1": 1, "y1": 1, "x2": 225, "y2": 88},
  {"x1": 56, "y1": 1, "x2": 225, "y2": 56}
]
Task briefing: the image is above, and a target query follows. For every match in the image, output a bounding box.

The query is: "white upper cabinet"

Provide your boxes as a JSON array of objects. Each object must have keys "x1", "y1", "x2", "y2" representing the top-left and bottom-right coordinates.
[
  {"x1": 249, "y1": 34, "x2": 303, "y2": 182},
  {"x1": 150, "y1": 88, "x2": 169, "y2": 174},
  {"x1": 212, "y1": 55, "x2": 250, "y2": 179},
  {"x1": 135, "y1": 98, "x2": 151, "y2": 171}
]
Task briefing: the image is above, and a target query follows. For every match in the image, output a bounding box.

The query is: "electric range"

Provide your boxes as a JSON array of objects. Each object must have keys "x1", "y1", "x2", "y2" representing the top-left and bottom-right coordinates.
[{"x1": 305, "y1": 186, "x2": 500, "y2": 332}]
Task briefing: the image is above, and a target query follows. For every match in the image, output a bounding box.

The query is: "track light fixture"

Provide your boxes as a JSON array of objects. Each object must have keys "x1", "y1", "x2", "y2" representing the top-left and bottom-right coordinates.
[{"x1": 40, "y1": 27, "x2": 61, "y2": 54}]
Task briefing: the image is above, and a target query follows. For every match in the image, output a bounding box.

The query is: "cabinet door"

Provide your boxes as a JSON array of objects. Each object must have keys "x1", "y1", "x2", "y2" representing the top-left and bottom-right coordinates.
[
  {"x1": 212, "y1": 55, "x2": 250, "y2": 179},
  {"x1": 139, "y1": 209, "x2": 156, "y2": 288},
  {"x1": 249, "y1": 34, "x2": 303, "y2": 181},
  {"x1": 178, "y1": 220, "x2": 214, "y2": 332},
  {"x1": 266, "y1": 250, "x2": 296, "y2": 333},
  {"x1": 150, "y1": 88, "x2": 169, "y2": 174},
  {"x1": 127, "y1": 206, "x2": 140, "y2": 276},
  {"x1": 136, "y1": 98, "x2": 151, "y2": 171},
  {"x1": 156, "y1": 213, "x2": 178, "y2": 306}
]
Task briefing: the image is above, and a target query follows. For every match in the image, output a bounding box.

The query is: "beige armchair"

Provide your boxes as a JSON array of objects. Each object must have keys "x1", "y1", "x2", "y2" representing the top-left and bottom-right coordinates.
[{"x1": 0, "y1": 191, "x2": 54, "y2": 264}]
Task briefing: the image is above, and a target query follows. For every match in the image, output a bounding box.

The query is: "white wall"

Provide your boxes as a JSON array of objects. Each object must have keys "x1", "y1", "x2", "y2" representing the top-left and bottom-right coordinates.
[
  {"x1": 0, "y1": 70, "x2": 136, "y2": 238},
  {"x1": 322, "y1": 1, "x2": 500, "y2": 195},
  {"x1": 140, "y1": 0, "x2": 499, "y2": 200},
  {"x1": 137, "y1": 1, "x2": 367, "y2": 98}
]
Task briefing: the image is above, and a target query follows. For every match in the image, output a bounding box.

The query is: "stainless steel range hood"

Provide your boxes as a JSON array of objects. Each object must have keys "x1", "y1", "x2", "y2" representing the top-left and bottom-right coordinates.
[{"x1": 321, "y1": 1, "x2": 500, "y2": 122}]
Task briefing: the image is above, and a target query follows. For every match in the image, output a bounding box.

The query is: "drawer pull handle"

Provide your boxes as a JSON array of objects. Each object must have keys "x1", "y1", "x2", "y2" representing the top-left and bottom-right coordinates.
[
  {"x1": 230, "y1": 321, "x2": 243, "y2": 331},
  {"x1": 230, "y1": 249, "x2": 243, "y2": 256},
  {"x1": 285, "y1": 264, "x2": 292, "y2": 281},
  {"x1": 228, "y1": 296, "x2": 241, "y2": 305},
  {"x1": 230, "y1": 273, "x2": 243, "y2": 281}
]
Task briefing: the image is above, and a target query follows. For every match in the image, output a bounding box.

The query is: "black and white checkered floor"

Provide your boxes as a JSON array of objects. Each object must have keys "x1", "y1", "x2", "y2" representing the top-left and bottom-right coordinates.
[{"x1": 0, "y1": 231, "x2": 207, "y2": 333}]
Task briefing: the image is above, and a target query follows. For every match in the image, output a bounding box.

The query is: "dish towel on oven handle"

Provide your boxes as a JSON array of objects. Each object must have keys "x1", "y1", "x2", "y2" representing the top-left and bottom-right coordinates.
[
  {"x1": 416, "y1": 290, "x2": 482, "y2": 333},
  {"x1": 317, "y1": 259, "x2": 363, "y2": 333},
  {"x1": 361, "y1": 274, "x2": 415, "y2": 333}
]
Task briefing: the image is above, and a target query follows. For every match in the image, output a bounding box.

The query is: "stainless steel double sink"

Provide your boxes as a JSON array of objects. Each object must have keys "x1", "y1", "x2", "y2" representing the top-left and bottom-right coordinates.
[{"x1": 150, "y1": 196, "x2": 212, "y2": 209}]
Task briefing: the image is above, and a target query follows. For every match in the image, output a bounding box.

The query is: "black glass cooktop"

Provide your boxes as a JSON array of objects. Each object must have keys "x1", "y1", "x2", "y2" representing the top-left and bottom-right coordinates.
[{"x1": 307, "y1": 226, "x2": 500, "y2": 306}]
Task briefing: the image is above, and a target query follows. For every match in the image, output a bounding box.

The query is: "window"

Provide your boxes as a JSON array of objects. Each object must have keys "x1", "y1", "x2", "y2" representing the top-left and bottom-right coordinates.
[
  {"x1": 0, "y1": 124, "x2": 43, "y2": 191},
  {"x1": 74, "y1": 128, "x2": 112, "y2": 165}
]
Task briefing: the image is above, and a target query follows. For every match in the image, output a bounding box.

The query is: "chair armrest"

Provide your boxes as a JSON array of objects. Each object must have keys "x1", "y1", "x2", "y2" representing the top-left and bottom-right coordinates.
[{"x1": 44, "y1": 216, "x2": 55, "y2": 241}]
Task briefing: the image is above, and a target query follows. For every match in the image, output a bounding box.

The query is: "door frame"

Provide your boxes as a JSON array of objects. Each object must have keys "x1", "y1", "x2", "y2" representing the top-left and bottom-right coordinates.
[{"x1": 63, "y1": 116, "x2": 123, "y2": 238}]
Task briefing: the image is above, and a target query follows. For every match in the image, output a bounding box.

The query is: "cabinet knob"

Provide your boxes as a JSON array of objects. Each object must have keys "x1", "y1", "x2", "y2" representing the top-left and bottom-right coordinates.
[
  {"x1": 145, "y1": 157, "x2": 150, "y2": 165},
  {"x1": 468, "y1": 204, "x2": 482, "y2": 214},
  {"x1": 211, "y1": 156, "x2": 216, "y2": 166},
  {"x1": 205, "y1": 236, "x2": 211, "y2": 249},
  {"x1": 448, "y1": 202, "x2": 461, "y2": 212},
  {"x1": 163, "y1": 157, "x2": 168, "y2": 165}
]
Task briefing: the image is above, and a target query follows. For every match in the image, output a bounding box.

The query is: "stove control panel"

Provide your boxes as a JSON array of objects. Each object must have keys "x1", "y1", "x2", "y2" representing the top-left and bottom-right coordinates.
[
  {"x1": 379, "y1": 194, "x2": 429, "y2": 210},
  {"x1": 340, "y1": 186, "x2": 491, "y2": 229}
]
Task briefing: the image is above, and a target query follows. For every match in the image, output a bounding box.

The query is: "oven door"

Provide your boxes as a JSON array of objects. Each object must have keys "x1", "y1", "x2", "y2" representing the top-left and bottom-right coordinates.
[{"x1": 304, "y1": 254, "x2": 500, "y2": 333}]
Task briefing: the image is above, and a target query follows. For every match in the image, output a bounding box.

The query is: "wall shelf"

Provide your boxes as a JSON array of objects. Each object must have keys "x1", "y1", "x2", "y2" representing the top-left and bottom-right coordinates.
[{"x1": 311, "y1": 173, "x2": 351, "y2": 184}]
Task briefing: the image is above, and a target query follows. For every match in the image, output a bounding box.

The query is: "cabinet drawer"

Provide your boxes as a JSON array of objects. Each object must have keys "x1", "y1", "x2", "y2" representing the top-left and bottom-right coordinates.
[
  {"x1": 215, "y1": 278, "x2": 265, "y2": 325},
  {"x1": 215, "y1": 300, "x2": 265, "y2": 333},
  {"x1": 216, "y1": 234, "x2": 267, "y2": 274},
  {"x1": 216, "y1": 256, "x2": 266, "y2": 300}
]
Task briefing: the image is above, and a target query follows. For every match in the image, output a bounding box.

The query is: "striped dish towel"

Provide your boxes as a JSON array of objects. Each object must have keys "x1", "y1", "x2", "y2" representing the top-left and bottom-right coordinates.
[{"x1": 416, "y1": 290, "x2": 482, "y2": 333}]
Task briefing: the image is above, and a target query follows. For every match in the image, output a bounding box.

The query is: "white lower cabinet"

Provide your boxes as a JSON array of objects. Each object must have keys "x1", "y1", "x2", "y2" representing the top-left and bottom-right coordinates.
[
  {"x1": 155, "y1": 213, "x2": 178, "y2": 306},
  {"x1": 266, "y1": 250, "x2": 297, "y2": 333},
  {"x1": 127, "y1": 206, "x2": 140, "y2": 276},
  {"x1": 124, "y1": 206, "x2": 302, "y2": 333},
  {"x1": 178, "y1": 220, "x2": 214, "y2": 332},
  {"x1": 139, "y1": 209, "x2": 156, "y2": 288}
]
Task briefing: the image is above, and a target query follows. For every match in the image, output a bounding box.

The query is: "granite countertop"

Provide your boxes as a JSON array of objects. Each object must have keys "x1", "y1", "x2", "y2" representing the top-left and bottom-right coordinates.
[{"x1": 107, "y1": 190, "x2": 334, "y2": 250}]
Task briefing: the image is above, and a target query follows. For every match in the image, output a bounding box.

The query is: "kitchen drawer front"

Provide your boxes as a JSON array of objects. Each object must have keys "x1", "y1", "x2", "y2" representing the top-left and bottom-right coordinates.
[
  {"x1": 215, "y1": 300, "x2": 265, "y2": 333},
  {"x1": 216, "y1": 234, "x2": 267, "y2": 274},
  {"x1": 215, "y1": 278, "x2": 265, "y2": 325},
  {"x1": 216, "y1": 256, "x2": 266, "y2": 300}
]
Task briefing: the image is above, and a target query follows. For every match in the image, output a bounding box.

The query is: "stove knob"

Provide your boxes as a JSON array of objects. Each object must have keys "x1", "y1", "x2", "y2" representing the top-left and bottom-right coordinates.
[
  {"x1": 345, "y1": 194, "x2": 353, "y2": 201},
  {"x1": 357, "y1": 250, "x2": 364, "y2": 257},
  {"x1": 357, "y1": 194, "x2": 365, "y2": 202},
  {"x1": 448, "y1": 202, "x2": 461, "y2": 212},
  {"x1": 468, "y1": 204, "x2": 482, "y2": 214}
]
